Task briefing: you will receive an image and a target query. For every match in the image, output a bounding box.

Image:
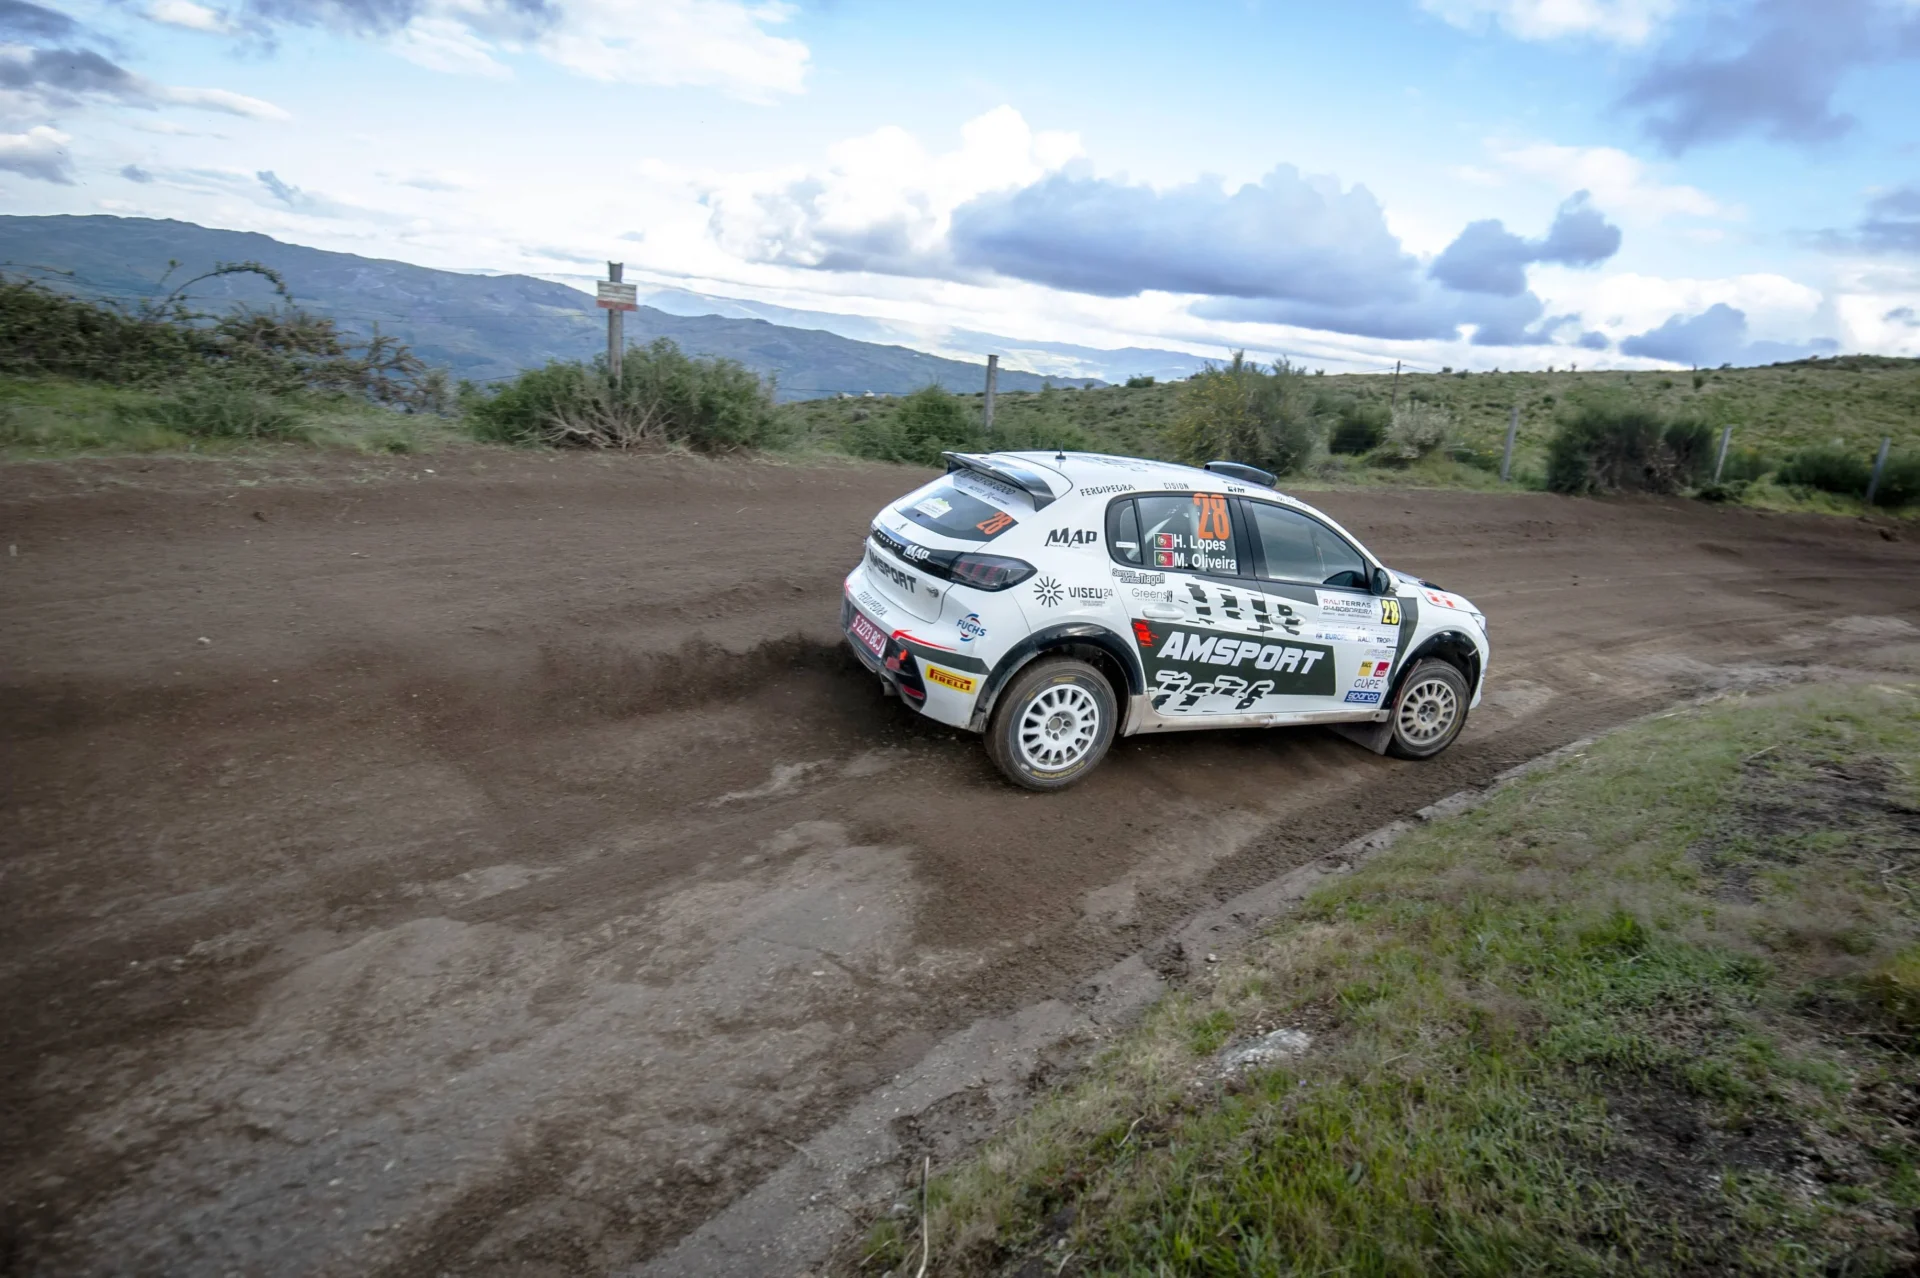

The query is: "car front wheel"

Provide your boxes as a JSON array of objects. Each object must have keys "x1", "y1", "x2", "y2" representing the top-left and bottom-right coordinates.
[
  {"x1": 984, "y1": 657, "x2": 1117, "y2": 791},
  {"x1": 1386, "y1": 658, "x2": 1470, "y2": 759}
]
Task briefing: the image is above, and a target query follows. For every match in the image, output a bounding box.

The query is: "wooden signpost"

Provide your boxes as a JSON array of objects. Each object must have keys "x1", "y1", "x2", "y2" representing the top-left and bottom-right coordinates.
[{"x1": 597, "y1": 263, "x2": 637, "y2": 382}]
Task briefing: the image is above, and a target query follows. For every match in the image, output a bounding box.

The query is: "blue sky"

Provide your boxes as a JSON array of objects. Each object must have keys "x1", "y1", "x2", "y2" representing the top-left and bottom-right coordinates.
[{"x1": 3, "y1": 0, "x2": 1917, "y2": 373}]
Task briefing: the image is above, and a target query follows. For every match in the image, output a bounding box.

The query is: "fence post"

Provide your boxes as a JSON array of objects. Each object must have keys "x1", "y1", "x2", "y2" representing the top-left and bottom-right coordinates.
[
  {"x1": 1865, "y1": 436, "x2": 1892, "y2": 507},
  {"x1": 983, "y1": 354, "x2": 998, "y2": 434},
  {"x1": 1499, "y1": 403, "x2": 1518, "y2": 483},
  {"x1": 1713, "y1": 425, "x2": 1733, "y2": 483}
]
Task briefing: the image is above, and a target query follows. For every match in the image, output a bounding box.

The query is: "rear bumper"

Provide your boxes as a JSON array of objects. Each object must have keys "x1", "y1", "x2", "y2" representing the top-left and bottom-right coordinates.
[{"x1": 843, "y1": 594, "x2": 928, "y2": 705}]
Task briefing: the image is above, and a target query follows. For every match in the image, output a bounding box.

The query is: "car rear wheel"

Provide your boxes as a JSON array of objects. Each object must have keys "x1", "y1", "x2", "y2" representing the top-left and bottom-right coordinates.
[
  {"x1": 985, "y1": 657, "x2": 1117, "y2": 791},
  {"x1": 1386, "y1": 659, "x2": 1470, "y2": 760}
]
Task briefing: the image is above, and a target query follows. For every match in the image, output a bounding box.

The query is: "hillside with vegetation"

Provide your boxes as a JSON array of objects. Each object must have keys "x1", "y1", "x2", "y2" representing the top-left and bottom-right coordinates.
[
  {"x1": 5, "y1": 260, "x2": 1916, "y2": 513},
  {"x1": 780, "y1": 354, "x2": 1920, "y2": 511},
  {"x1": 787, "y1": 356, "x2": 1920, "y2": 475}
]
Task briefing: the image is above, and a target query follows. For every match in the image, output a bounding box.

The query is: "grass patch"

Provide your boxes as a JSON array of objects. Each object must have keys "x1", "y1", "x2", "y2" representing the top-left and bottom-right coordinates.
[
  {"x1": 859, "y1": 683, "x2": 1920, "y2": 1275},
  {"x1": 0, "y1": 375, "x2": 462, "y2": 459}
]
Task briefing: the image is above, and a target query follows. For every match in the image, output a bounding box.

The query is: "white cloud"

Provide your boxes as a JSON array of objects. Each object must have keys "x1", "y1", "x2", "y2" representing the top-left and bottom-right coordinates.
[
  {"x1": 146, "y1": 0, "x2": 234, "y2": 33},
  {"x1": 1489, "y1": 141, "x2": 1727, "y2": 222},
  {"x1": 1421, "y1": 0, "x2": 1676, "y2": 43},
  {"x1": 152, "y1": 84, "x2": 290, "y2": 120},
  {"x1": 131, "y1": 119, "x2": 230, "y2": 138},
  {"x1": 536, "y1": 0, "x2": 809, "y2": 99},
  {"x1": 381, "y1": 167, "x2": 477, "y2": 191},
  {"x1": 1829, "y1": 261, "x2": 1920, "y2": 357},
  {"x1": 0, "y1": 124, "x2": 73, "y2": 183},
  {"x1": 390, "y1": 16, "x2": 512, "y2": 78},
  {"x1": 708, "y1": 105, "x2": 1082, "y2": 275},
  {"x1": 1545, "y1": 270, "x2": 1822, "y2": 340}
]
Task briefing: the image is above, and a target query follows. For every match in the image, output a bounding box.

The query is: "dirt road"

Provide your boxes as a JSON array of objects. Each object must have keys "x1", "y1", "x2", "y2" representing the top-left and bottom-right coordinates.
[{"x1": 4, "y1": 451, "x2": 1917, "y2": 1276}]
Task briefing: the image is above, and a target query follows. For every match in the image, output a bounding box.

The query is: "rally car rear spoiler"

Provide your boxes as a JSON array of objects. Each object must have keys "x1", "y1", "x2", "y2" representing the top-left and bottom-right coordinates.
[{"x1": 941, "y1": 452, "x2": 1059, "y2": 510}]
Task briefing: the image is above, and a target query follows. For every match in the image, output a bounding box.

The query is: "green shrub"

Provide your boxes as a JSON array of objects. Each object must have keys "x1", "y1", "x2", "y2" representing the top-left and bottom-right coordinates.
[
  {"x1": 1168, "y1": 352, "x2": 1315, "y2": 476},
  {"x1": 1718, "y1": 445, "x2": 1774, "y2": 483},
  {"x1": 1871, "y1": 452, "x2": 1920, "y2": 507},
  {"x1": 1124, "y1": 375, "x2": 1156, "y2": 388},
  {"x1": 841, "y1": 384, "x2": 985, "y2": 464},
  {"x1": 466, "y1": 339, "x2": 781, "y2": 452},
  {"x1": 1378, "y1": 402, "x2": 1449, "y2": 463},
  {"x1": 1778, "y1": 445, "x2": 1871, "y2": 496},
  {"x1": 1, "y1": 267, "x2": 446, "y2": 413},
  {"x1": 1327, "y1": 400, "x2": 1389, "y2": 454},
  {"x1": 1545, "y1": 401, "x2": 1710, "y2": 495},
  {"x1": 991, "y1": 414, "x2": 1096, "y2": 454},
  {"x1": 1662, "y1": 417, "x2": 1716, "y2": 481},
  {"x1": 1446, "y1": 442, "x2": 1503, "y2": 472}
]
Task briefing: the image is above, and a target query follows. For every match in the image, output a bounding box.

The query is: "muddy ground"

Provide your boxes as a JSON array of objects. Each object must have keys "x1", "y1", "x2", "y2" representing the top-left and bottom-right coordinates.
[{"x1": 3, "y1": 451, "x2": 1918, "y2": 1276}]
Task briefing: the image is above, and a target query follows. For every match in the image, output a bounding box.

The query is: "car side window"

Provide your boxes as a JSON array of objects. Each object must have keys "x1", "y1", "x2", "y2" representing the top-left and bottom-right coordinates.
[
  {"x1": 1131, "y1": 493, "x2": 1243, "y2": 576},
  {"x1": 1106, "y1": 499, "x2": 1143, "y2": 565},
  {"x1": 1245, "y1": 501, "x2": 1369, "y2": 589}
]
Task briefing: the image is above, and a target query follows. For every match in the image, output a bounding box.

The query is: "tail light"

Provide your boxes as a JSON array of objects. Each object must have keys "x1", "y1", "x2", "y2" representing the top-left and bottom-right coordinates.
[{"x1": 948, "y1": 554, "x2": 1035, "y2": 591}]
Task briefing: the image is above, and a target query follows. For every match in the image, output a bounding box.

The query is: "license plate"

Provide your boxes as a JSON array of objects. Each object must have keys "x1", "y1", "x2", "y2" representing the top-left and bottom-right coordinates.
[{"x1": 847, "y1": 610, "x2": 887, "y2": 659}]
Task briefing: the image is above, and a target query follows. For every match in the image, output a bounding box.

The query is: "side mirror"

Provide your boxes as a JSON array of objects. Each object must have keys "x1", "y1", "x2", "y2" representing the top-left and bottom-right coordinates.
[{"x1": 1370, "y1": 566, "x2": 1393, "y2": 596}]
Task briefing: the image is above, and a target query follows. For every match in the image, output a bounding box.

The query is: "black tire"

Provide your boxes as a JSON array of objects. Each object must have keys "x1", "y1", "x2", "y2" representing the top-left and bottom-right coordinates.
[
  {"x1": 984, "y1": 657, "x2": 1118, "y2": 791},
  {"x1": 1385, "y1": 658, "x2": 1471, "y2": 760}
]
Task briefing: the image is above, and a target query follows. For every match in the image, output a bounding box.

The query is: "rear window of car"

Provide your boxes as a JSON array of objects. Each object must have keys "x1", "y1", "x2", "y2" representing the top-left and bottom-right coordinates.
[
  {"x1": 893, "y1": 472, "x2": 1024, "y2": 542},
  {"x1": 1121, "y1": 493, "x2": 1243, "y2": 576}
]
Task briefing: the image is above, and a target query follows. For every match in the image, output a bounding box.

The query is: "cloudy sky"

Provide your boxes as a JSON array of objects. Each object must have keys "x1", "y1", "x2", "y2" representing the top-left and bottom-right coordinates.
[{"x1": 3, "y1": 0, "x2": 1918, "y2": 372}]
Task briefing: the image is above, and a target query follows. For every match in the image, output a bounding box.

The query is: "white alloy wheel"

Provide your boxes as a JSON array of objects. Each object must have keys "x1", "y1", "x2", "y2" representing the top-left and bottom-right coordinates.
[
  {"x1": 985, "y1": 657, "x2": 1118, "y2": 791},
  {"x1": 1017, "y1": 682, "x2": 1102, "y2": 771},
  {"x1": 1386, "y1": 659, "x2": 1470, "y2": 759}
]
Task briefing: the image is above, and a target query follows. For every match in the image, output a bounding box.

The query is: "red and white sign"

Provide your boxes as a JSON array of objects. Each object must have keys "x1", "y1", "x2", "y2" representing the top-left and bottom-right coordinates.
[{"x1": 596, "y1": 281, "x2": 638, "y2": 312}]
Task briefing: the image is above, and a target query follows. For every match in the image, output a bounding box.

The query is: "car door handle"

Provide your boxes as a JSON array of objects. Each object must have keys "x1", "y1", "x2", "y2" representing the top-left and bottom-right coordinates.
[{"x1": 1142, "y1": 606, "x2": 1184, "y2": 620}]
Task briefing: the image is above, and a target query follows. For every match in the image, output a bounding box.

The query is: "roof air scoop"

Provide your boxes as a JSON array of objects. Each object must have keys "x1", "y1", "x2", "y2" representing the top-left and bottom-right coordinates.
[{"x1": 1203, "y1": 460, "x2": 1276, "y2": 487}]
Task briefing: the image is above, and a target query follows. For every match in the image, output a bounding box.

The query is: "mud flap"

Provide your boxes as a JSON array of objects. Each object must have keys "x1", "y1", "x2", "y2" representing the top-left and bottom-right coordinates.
[{"x1": 1329, "y1": 718, "x2": 1393, "y2": 755}]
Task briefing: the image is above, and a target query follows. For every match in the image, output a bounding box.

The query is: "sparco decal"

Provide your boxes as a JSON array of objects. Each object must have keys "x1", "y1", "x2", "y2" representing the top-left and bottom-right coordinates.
[
  {"x1": 957, "y1": 612, "x2": 987, "y2": 642},
  {"x1": 1033, "y1": 575, "x2": 1064, "y2": 607},
  {"x1": 866, "y1": 545, "x2": 919, "y2": 595},
  {"x1": 1045, "y1": 528, "x2": 1099, "y2": 547},
  {"x1": 1142, "y1": 625, "x2": 1336, "y2": 712},
  {"x1": 1344, "y1": 689, "x2": 1383, "y2": 705}
]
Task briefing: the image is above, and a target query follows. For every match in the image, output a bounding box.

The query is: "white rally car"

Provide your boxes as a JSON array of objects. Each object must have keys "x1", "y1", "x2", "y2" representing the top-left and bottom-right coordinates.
[{"x1": 842, "y1": 451, "x2": 1491, "y2": 790}]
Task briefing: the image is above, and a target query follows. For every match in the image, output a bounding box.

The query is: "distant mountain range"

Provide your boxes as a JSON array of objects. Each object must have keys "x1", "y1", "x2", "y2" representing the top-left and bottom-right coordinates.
[
  {"x1": 0, "y1": 215, "x2": 1212, "y2": 401},
  {"x1": 626, "y1": 287, "x2": 1218, "y2": 385}
]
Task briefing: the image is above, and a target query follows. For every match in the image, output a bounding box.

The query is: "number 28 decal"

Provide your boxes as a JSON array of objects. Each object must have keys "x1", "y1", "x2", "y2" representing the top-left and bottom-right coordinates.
[
  {"x1": 976, "y1": 510, "x2": 1015, "y2": 536},
  {"x1": 1380, "y1": 598, "x2": 1401, "y2": 626},
  {"x1": 1191, "y1": 494, "x2": 1231, "y2": 541}
]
